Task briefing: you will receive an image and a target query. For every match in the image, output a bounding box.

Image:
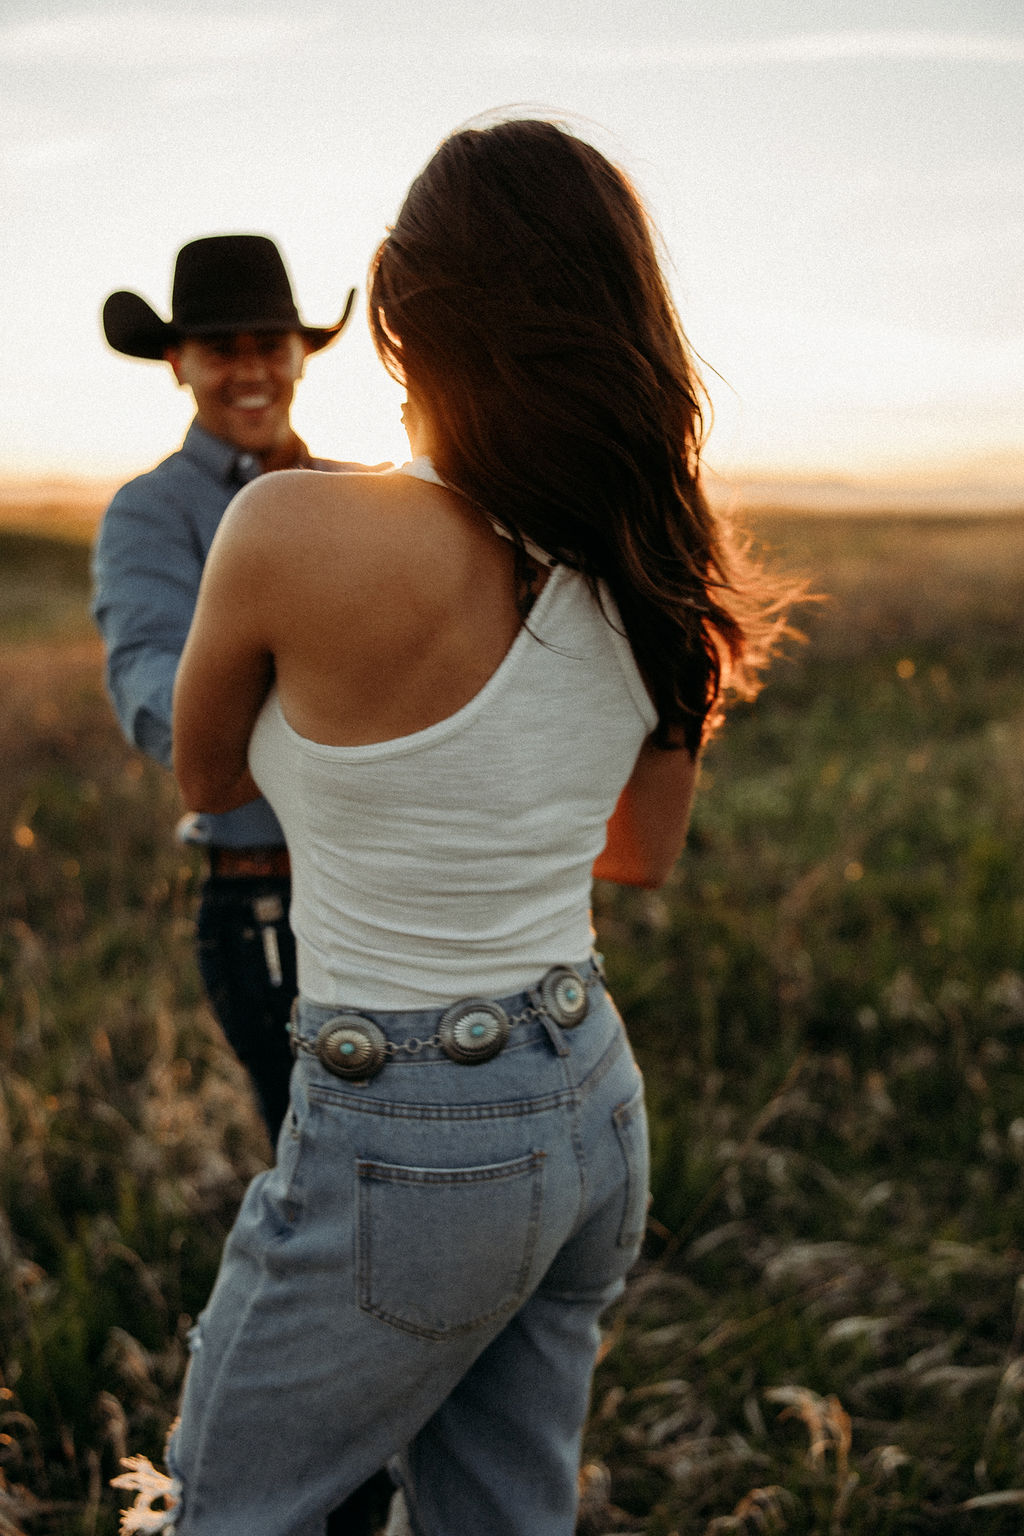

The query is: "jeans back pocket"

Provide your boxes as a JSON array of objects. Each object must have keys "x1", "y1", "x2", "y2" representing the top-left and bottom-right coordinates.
[{"x1": 357, "y1": 1150, "x2": 545, "y2": 1340}]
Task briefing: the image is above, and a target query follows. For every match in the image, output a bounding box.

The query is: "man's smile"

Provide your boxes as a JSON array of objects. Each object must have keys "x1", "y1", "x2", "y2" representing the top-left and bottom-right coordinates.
[{"x1": 231, "y1": 392, "x2": 276, "y2": 411}]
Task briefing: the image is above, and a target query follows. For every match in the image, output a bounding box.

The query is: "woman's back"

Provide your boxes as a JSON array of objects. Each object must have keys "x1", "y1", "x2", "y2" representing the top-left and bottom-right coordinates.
[
  {"x1": 248, "y1": 460, "x2": 657, "y2": 1008},
  {"x1": 242, "y1": 461, "x2": 530, "y2": 748}
]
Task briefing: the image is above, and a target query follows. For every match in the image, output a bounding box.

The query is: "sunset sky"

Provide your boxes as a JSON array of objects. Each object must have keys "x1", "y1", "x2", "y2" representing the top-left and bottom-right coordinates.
[{"x1": 2, "y1": 0, "x2": 1022, "y2": 495}]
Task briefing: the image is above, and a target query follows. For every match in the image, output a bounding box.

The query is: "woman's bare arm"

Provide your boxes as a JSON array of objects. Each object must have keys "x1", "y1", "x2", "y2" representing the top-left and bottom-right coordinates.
[
  {"x1": 593, "y1": 735, "x2": 699, "y2": 888},
  {"x1": 172, "y1": 486, "x2": 276, "y2": 813}
]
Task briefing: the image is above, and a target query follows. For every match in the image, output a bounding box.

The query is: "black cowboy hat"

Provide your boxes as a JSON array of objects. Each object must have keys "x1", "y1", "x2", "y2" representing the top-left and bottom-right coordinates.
[{"x1": 102, "y1": 234, "x2": 356, "y2": 360}]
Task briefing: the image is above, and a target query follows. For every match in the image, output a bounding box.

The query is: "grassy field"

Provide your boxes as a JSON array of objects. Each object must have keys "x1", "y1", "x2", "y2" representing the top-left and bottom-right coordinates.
[{"x1": 1, "y1": 507, "x2": 1024, "y2": 1534}]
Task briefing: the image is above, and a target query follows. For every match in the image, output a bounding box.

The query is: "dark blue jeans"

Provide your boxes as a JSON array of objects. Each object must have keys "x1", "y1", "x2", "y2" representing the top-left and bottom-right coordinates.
[{"x1": 195, "y1": 874, "x2": 296, "y2": 1145}]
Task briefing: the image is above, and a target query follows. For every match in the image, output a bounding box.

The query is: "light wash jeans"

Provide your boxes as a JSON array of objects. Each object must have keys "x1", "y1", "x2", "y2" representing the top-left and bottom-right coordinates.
[{"x1": 167, "y1": 962, "x2": 649, "y2": 1536}]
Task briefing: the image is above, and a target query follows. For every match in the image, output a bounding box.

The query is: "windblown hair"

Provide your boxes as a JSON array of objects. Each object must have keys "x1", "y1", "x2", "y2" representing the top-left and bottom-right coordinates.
[{"x1": 369, "y1": 117, "x2": 793, "y2": 754}]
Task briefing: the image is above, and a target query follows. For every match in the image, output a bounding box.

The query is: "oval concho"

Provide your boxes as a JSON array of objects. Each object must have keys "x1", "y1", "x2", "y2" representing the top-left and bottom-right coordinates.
[
  {"x1": 539, "y1": 965, "x2": 589, "y2": 1028},
  {"x1": 438, "y1": 999, "x2": 510, "y2": 1064},
  {"x1": 314, "y1": 1015, "x2": 388, "y2": 1080}
]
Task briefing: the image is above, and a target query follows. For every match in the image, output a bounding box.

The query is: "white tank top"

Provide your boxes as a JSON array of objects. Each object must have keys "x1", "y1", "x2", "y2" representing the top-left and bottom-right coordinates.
[{"x1": 248, "y1": 461, "x2": 657, "y2": 1008}]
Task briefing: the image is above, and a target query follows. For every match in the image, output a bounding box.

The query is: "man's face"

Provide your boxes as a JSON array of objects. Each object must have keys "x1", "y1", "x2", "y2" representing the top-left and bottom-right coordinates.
[{"x1": 165, "y1": 331, "x2": 311, "y2": 458}]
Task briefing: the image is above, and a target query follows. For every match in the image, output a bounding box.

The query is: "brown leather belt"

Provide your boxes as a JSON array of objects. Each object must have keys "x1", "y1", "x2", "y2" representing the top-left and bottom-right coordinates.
[{"x1": 207, "y1": 846, "x2": 291, "y2": 880}]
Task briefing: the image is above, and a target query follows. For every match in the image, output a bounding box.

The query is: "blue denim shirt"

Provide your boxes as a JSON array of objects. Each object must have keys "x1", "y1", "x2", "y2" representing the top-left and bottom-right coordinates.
[{"x1": 92, "y1": 420, "x2": 364, "y2": 848}]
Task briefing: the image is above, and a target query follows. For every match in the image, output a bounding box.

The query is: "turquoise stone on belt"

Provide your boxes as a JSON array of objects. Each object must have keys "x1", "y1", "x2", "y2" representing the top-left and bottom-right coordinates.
[
  {"x1": 314, "y1": 1015, "x2": 388, "y2": 1080},
  {"x1": 439, "y1": 1000, "x2": 510, "y2": 1064},
  {"x1": 540, "y1": 966, "x2": 589, "y2": 1027}
]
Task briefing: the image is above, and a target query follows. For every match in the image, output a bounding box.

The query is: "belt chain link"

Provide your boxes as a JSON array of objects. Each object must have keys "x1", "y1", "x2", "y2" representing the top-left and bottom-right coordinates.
[{"x1": 376, "y1": 995, "x2": 548, "y2": 1058}]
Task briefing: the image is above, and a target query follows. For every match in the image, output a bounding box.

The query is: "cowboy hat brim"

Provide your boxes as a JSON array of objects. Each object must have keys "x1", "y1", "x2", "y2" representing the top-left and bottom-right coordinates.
[{"x1": 102, "y1": 286, "x2": 357, "y2": 361}]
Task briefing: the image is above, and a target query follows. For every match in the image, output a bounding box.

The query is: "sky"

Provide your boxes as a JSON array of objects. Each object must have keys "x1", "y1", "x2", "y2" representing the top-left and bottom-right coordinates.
[{"x1": 2, "y1": 0, "x2": 1022, "y2": 494}]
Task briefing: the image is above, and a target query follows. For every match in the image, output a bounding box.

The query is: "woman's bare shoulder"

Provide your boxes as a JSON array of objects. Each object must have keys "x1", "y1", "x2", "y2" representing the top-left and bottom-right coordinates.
[
  {"x1": 216, "y1": 466, "x2": 468, "y2": 609},
  {"x1": 216, "y1": 468, "x2": 405, "y2": 561},
  {"x1": 223, "y1": 465, "x2": 395, "y2": 526}
]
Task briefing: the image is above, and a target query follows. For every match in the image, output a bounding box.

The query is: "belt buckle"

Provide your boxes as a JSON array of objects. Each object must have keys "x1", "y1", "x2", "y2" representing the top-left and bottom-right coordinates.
[
  {"x1": 539, "y1": 965, "x2": 589, "y2": 1028},
  {"x1": 439, "y1": 1000, "x2": 510, "y2": 1064},
  {"x1": 315, "y1": 1015, "x2": 388, "y2": 1080}
]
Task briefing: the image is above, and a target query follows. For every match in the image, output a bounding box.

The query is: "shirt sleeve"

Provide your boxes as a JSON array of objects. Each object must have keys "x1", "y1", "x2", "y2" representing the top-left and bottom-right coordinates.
[{"x1": 91, "y1": 473, "x2": 205, "y2": 770}]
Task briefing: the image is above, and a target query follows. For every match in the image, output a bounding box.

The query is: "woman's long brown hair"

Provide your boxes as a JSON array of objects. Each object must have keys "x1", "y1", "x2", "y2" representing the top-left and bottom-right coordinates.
[{"x1": 369, "y1": 118, "x2": 796, "y2": 755}]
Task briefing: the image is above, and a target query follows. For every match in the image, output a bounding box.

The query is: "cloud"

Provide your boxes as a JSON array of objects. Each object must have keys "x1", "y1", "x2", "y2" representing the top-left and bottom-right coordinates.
[
  {"x1": 150, "y1": 68, "x2": 237, "y2": 103},
  {"x1": 694, "y1": 32, "x2": 1024, "y2": 66},
  {"x1": 702, "y1": 295, "x2": 1024, "y2": 413},
  {"x1": 5, "y1": 16, "x2": 1022, "y2": 71},
  {"x1": 0, "y1": 8, "x2": 335, "y2": 66},
  {"x1": 1, "y1": 134, "x2": 110, "y2": 168},
  {"x1": 480, "y1": 30, "x2": 1024, "y2": 70}
]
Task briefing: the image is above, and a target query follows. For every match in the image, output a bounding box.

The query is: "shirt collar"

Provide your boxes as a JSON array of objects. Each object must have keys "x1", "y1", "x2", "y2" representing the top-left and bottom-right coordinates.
[{"x1": 180, "y1": 419, "x2": 313, "y2": 486}]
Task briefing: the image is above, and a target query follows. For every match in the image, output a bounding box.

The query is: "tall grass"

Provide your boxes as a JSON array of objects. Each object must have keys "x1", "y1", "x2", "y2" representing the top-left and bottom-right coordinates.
[{"x1": 2, "y1": 513, "x2": 1024, "y2": 1533}]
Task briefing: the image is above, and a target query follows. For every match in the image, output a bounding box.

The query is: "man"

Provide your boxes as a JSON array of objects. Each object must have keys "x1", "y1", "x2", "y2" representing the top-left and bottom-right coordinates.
[
  {"x1": 93, "y1": 234, "x2": 392, "y2": 1533},
  {"x1": 93, "y1": 232, "x2": 365, "y2": 1139}
]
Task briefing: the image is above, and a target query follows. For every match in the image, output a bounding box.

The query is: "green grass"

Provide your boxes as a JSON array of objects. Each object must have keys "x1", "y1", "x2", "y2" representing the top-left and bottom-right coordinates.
[
  {"x1": 2, "y1": 514, "x2": 1024, "y2": 1533},
  {"x1": 0, "y1": 530, "x2": 95, "y2": 645}
]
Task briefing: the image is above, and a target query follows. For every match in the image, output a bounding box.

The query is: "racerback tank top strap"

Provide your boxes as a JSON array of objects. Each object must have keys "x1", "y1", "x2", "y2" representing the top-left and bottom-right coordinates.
[{"x1": 396, "y1": 456, "x2": 556, "y2": 569}]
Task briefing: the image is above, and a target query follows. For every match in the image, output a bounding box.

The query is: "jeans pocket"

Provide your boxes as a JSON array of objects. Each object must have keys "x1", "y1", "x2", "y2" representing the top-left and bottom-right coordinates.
[
  {"x1": 357, "y1": 1150, "x2": 545, "y2": 1340},
  {"x1": 613, "y1": 1085, "x2": 650, "y2": 1250}
]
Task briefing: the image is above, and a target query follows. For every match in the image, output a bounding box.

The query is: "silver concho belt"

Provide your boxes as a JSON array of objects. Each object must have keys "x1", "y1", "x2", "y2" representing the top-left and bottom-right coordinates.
[{"x1": 293, "y1": 964, "x2": 595, "y2": 1082}]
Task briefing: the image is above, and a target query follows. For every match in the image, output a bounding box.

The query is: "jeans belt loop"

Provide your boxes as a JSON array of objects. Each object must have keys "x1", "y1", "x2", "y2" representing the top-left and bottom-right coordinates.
[{"x1": 537, "y1": 1011, "x2": 570, "y2": 1059}]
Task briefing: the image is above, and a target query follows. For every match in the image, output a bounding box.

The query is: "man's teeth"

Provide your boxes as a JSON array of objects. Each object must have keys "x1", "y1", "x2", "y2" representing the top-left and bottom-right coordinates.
[{"x1": 234, "y1": 395, "x2": 272, "y2": 409}]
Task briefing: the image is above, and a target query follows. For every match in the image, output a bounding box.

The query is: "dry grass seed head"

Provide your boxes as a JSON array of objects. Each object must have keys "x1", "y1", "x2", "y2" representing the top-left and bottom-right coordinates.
[
  {"x1": 110, "y1": 1455, "x2": 179, "y2": 1534},
  {"x1": 865, "y1": 1443, "x2": 911, "y2": 1481},
  {"x1": 704, "y1": 1483, "x2": 795, "y2": 1533},
  {"x1": 960, "y1": 1489, "x2": 1024, "y2": 1509},
  {"x1": 765, "y1": 1386, "x2": 851, "y2": 1477}
]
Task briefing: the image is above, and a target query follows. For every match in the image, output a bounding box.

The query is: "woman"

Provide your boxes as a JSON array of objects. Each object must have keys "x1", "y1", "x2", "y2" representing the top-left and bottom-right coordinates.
[{"x1": 132, "y1": 118, "x2": 789, "y2": 1536}]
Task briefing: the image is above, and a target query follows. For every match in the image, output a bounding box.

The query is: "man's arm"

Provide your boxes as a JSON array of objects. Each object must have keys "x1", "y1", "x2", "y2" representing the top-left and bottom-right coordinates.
[
  {"x1": 593, "y1": 736, "x2": 700, "y2": 889},
  {"x1": 91, "y1": 475, "x2": 207, "y2": 769},
  {"x1": 172, "y1": 484, "x2": 275, "y2": 813}
]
